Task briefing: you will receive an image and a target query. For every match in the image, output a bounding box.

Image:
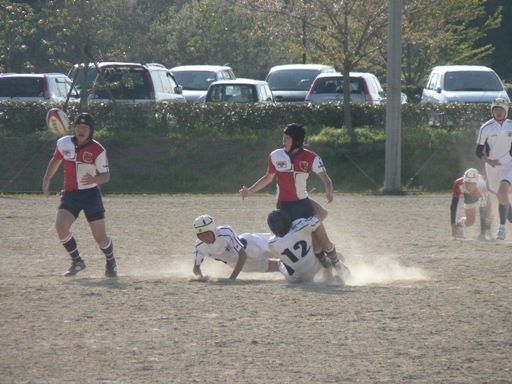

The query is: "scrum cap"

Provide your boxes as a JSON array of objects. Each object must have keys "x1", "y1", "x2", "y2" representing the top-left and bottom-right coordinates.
[
  {"x1": 74, "y1": 112, "x2": 95, "y2": 138},
  {"x1": 283, "y1": 123, "x2": 306, "y2": 151},
  {"x1": 193, "y1": 214, "x2": 217, "y2": 236},
  {"x1": 463, "y1": 168, "x2": 479, "y2": 183},
  {"x1": 491, "y1": 98, "x2": 509, "y2": 118}
]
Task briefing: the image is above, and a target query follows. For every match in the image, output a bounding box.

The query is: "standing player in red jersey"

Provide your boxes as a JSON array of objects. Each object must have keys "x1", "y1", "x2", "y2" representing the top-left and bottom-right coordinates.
[
  {"x1": 42, "y1": 113, "x2": 117, "y2": 277},
  {"x1": 450, "y1": 168, "x2": 493, "y2": 240},
  {"x1": 239, "y1": 123, "x2": 345, "y2": 279}
]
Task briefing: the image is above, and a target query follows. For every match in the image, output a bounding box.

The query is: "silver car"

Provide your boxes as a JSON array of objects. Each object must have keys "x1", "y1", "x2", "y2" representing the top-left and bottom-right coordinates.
[
  {"x1": 304, "y1": 72, "x2": 398, "y2": 104},
  {"x1": 170, "y1": 65, "x2": 236, "y2": 102},
  {"x1": 204, "y1": 79, "x2": 274, "y2": 103},
  {"x1": 265, "y1": 64, "x2": 336, "y2": 103},
  {"x1": 0, "y1": 73, "x2": 78, "y2": 102},
  {"x1": 421, "y1": 65, "x2": 510, "y2": 103}
]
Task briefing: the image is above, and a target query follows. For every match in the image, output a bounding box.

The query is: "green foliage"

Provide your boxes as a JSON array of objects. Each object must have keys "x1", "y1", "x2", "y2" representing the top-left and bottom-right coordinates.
[
  {"x1": 0, "y1": 100, "x2": 492, "y2": 194},
  {"x1": 0, "y1": 100, "x2": 492, "y2": 137}
]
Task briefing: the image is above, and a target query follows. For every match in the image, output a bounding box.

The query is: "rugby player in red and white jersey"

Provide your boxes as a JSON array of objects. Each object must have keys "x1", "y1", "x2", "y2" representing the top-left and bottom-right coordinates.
[
  {"x1": 42, "y1": 113, "x2": 117, "y2": 277},
  {"x1": 476, "y1": 98, "x2": 512, "y2": 239},
  {"x1": 266, "y1": 209, "x2": 351, "y2": 284},
  {"x1": 450, "y1": 168, "x2": 493, "y2": 240},
  {"x1": 192, "y1": 215, "x2": 283, "y2": 281},
  {"x1": 239, "y1": 123, "x2": 346, "y2": 279}
]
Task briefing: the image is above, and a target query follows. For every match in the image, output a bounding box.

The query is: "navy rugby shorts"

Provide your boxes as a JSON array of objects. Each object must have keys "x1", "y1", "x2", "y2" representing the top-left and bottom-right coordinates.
[
  {"x1": 278, "y1": 198, "x2": 315, "y2": 222},
  {"x1": 59, "y1": 187, "x2": 105, "y2": 222}
]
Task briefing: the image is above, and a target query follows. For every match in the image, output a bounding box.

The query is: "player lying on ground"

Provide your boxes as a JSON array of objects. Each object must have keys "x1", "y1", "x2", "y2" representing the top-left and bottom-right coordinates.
[
  {"x1": 451, "y1": 168, "x2": 493, "y2": 241},
  {"x1": 266, "y1": 209, "x2": 351, "y2": 284},
  {"x1": 192, "y1": 214, "x2": 283, "y2": 281}
]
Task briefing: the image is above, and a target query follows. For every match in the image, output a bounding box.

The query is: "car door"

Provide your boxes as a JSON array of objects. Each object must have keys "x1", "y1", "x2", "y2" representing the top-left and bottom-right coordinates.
[{"x1": 421, "y1": 72, "x2": 441, "y2": 103}]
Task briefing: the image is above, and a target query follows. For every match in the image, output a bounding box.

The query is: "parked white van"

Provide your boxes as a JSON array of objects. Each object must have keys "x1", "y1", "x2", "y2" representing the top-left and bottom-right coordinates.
[
  {"x1": 0, "y1": 73, "x2": 78, "y2": 102},
  {"x1": 421, "y1": 65, "x2": 510, "y2": 103},
  {"x1": 70, "y1": 62, "x2": 186, "y2": 104}
]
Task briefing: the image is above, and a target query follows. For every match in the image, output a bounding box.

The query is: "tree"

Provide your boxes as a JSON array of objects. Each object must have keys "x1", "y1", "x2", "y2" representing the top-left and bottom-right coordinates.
[
  {"x1": 161, "y1": 0, "x2": 290, "y2": 79},
  {"x1": 0, "y1": 1, "x2": 36, "y2": 72},
  {"x1": 239, "y1": 0, "x2": 502, "y2": 133}
]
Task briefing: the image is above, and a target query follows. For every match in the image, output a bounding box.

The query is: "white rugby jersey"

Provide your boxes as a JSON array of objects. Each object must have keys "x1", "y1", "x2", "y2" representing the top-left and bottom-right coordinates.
[
  {"x1": 268, "y1": 216, "x2": 320, "y2": 275},
  {"x1": 476, "y1": 118, "x2": 512, "y2": 162},
  {"x1": 193, "y1": 226, "x2": 244, "y2": 268}
]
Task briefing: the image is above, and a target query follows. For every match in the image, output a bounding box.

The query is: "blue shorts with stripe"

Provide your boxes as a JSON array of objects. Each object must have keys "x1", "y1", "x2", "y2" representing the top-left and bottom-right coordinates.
[{"x1": 59, "y1": 187, "x2": 105, "y2": 222}]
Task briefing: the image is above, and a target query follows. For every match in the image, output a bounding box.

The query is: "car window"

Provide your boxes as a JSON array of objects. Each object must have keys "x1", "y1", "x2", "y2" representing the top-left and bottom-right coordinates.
[
  {"x1": 162, "y1": 72, "x2": 176, "y2": 93},
  {"x1": 69, "y1": 67, "x2": 99, "y2": 92},
  {"x1": 350, "y1": 78, "x2": 365, "y2": 94},
  {"x1": 444, "y1": 71, "x2": 503, "y2": 91},
  {"x1": 209, "y1": 85, "x2": 253, "y2": 102},
  {"x1": 426, "y1": 73, "x2": 440, "y2": 90},
  {"x1": 94, "y1": 67, "x2": 150, "y2": 100},
  {"x1": 151, "y1": 70, "x2": 165, "y2": 93},
  {"x1": 267, "y1": 70, "x2": 320, "y2": 91},
  {"x1": 0, "y1": 77, "x2": 44, "y2": 97},
  {"x1": 173, "y1": 71, "x2": 216, "y2": 91},
  {"x1": 260, "y1": 84, "x2": 273, "y2": 101},
  {"x1": 217, "y1": 69, "x2": 235, "y2": 80},
  {"x1": 53, "y1": 77, "x2": 70, "y2": 98}
]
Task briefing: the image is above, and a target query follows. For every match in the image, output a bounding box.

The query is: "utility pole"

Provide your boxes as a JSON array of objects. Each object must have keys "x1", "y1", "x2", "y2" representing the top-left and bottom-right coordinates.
[{"x1": 384, "y1": 0, "x2": 402, "y2": 193}]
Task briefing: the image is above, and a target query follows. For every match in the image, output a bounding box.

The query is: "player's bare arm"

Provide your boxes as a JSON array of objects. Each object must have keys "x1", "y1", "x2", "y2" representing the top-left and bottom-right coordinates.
[
  {"x1": 317, "y1": 172, "x2": 334, "y2": 203},
  {"x1": 240, "y1": 172, "x2": 275, "y2": 199},
  {"x1": 81, "y1": 172, "x2": 111, "y2": 186},
  {"x1": 42, "y1": 158, "x2": 62, "y2": 197},
  {"x1": 228, "y1": 249, "x2": 248, "y2": 280}
]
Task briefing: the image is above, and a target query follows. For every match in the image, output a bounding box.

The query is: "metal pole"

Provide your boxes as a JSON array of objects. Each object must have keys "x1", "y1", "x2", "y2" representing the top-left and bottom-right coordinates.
[{"x1": 384, "y1": 0, "x2": 402, "y2": 193}]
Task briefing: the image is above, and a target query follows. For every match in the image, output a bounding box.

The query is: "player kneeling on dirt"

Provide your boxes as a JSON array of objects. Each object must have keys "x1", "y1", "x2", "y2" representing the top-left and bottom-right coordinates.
[
  {"x1": 193, "y1": 214, "x2": 282, "y2": 281},
  {"x1": 267, "y1": 209, "x2": 351, "y2": 284},
  {"x1": 450, "y1": 168, "x2": 493, "y2": 240}
]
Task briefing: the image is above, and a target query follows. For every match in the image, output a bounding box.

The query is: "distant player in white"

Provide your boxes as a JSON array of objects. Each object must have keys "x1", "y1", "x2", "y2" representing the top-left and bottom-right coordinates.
[
  {"x1": 266, "y1": 209, "x2": 351, "y2": 284},
  {"x1": 476, "y1": 98, "x2": 512, "y2": 239},
  {"x1": 192, "y1": 214, "x2": 282, "y2": 281}
]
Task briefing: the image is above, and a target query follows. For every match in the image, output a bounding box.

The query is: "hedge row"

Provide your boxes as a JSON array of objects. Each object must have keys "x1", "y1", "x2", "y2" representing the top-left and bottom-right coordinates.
[{"x1": 0, "y1": 100, "x2": 493, "y2": 137}]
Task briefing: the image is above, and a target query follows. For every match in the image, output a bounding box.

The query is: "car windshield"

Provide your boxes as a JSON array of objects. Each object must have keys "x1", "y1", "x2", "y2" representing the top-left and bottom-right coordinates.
[
  {"x1": 172, "y1": 71, "x2": 216, "y2": 91},
  {"x1": 313, "y1": 77, "x2": 364, "y2": 94},
  {"x1": 69, "y1": 67, "x2": 98, "y2": 92},
  {"x1": 209, "y1": 85, "x2": 255, "y2": 102},
  {"x1": 0, "y1": 77, "x2": 44, "y2": 97},
  {"x1": 444, "y1": 71, "x2": 503, "y2": 91},
  {"x1": 267, "y1": 70, "x2": 319, "y2": 91}
]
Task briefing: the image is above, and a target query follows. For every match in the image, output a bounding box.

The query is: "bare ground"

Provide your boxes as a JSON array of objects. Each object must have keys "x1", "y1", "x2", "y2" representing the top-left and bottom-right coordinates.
[{"x1": 1, "y1": 193, "x2": 511, "y2": 384}]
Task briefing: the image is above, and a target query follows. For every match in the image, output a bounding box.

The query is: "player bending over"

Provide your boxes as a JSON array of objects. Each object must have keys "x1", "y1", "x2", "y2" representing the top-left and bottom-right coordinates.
[
  {"x1": 192, "y1": 214, "x2": 283, "y2": 281},
  {"x1": 266, "y1": 209, "x2": 351, "y2": 284},
  {"x1": 451, "y1": 168, "x2": 493, "y2": 240}
]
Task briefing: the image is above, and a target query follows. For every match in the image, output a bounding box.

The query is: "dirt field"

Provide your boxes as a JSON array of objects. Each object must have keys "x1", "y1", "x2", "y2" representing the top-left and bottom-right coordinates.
[{"x1": 1, "y1": 193, "x2": 511, "y2": 383}]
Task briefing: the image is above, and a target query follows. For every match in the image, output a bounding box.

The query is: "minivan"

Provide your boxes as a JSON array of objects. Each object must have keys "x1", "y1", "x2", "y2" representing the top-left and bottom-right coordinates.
[
  {"x1": 265, "y1": 64, "x2": 336, "y2": 103},
  {"x1": 70, "y1": 62, "x2": 186, "y2": 104},
  {"x1": 170, "y1": 65, "x2": 236, "y2": 102},
  {"x1": 421, "y1": 65, "x2": 510, "y2": 103},
  {"x1": 0, "y1": 73, "x2": 78, "y2": 102}
]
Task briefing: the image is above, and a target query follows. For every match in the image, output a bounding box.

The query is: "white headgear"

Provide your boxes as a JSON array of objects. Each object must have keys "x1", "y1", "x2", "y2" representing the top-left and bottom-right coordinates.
[
  {"x1": 491, "y1": 97, "x2": 509, "y2": 118},
  {"x1": 193, "y1": 214, "x2": 217, "y2": 235},
  {"x1": 463, "y1": 168, "x2": 479, "y2": 183}
]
